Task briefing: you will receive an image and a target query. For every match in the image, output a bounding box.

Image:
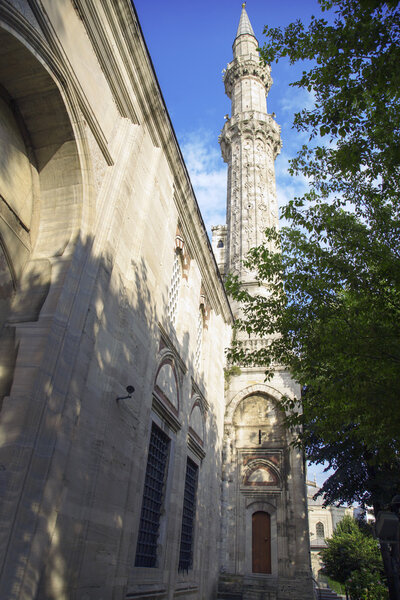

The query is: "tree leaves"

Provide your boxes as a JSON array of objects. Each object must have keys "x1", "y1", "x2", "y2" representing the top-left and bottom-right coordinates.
[
  {"x1": 320, "y1": 516, "x2": 385, "y2": 595},
  {"x1": 227, "y1": 0, "x2": 400, "y2": 512}
]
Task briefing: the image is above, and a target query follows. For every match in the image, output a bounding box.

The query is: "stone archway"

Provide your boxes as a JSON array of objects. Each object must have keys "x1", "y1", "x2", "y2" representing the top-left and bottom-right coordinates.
[
  {"x1": 0, "y1": 18, "x2": 92, "y2": 599},
  {"x1": 221, "y1": 384, "x2": 287, "y2": 576},
  {"x1": 0, "y1": 21, "x2": 87, "y2": 405}
]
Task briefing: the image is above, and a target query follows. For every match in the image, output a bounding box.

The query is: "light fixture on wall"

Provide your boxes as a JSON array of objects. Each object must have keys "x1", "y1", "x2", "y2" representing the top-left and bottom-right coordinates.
[{"x1": 116, "y1": 385, "x2": 135, "y2": 403}]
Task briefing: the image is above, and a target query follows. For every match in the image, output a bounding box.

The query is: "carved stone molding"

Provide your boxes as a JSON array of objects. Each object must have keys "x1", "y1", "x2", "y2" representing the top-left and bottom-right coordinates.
[
  {"x1": 223, "y1": 57, "x2": 272, "y2": 98},
  {"x1": 220, "y1": 114, "x2": 282, "y2": 162},
  {"x1": 187, "y1": 432, "x2": 206, "y2": 461},
  {"x1": 152, "y1": 393, "x2": 181, "y2": 434},
  {"x1": 239, "y1": 449, "x2": 283, "y2": 495}
]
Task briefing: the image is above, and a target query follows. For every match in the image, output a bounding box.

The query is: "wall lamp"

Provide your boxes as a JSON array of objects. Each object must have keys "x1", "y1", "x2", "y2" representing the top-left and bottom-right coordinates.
[{"x1": 116, "y1": 385, "x2": 135, "y2": 403}]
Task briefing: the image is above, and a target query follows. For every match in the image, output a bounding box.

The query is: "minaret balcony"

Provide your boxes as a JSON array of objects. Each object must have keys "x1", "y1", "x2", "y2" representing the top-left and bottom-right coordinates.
[
  {"x1": 223, "y1": 57, "x2": 272, "y2": 98},
  {"x1": 219, "y1": 112, "x2": 282, "y2": 162}
]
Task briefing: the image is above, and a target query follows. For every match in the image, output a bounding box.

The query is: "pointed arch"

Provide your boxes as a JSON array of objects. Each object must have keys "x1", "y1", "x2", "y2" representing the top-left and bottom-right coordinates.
[
  {"x1": 242, "y1": 459, "x2": 281, "y2": 488},
  {"x1": 154, "y1": 357, "x2": 180, "y2": 414},
  {"x1": 225, "y1": 383, "x2": 285, "y2": 424},
  {"x1": 315, "y1": 522, "x2": 325, "y2": 539},
  {"x1": 189, "y1": 399, "x2": 205, "y2": 446}
]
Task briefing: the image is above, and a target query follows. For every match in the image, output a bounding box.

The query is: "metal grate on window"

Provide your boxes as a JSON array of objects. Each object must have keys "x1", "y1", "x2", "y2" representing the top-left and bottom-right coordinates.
[
  {"x1": 194, "y1": 308, "x2": 204, "y2": 372},
  {"x1": 167, "y1": 252, "x2": 182, "y2": 326},
  {"x1": 135, "y1": 423, "x2": 170, "y2": 568},
  {"x1": 315, "y1": 521, "x2": 325, "y2": 538},
  {"x1": 178, "y1": 458, "x2": 199, "y2": 572}
]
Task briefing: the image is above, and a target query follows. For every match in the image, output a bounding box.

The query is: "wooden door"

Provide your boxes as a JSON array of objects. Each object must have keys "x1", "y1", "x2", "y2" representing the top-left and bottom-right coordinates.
[{"x1": 252, "y1": 511, "x2": 271, "y2": 573}]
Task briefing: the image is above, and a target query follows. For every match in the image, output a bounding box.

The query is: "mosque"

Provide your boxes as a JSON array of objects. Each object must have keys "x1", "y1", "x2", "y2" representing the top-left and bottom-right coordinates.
[{"x1": 0, "y1": 1, "x2": 313, "y2": 598}]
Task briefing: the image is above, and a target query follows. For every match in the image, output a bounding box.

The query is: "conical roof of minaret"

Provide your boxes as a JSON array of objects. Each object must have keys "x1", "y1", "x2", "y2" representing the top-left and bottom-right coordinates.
[{"x1": 236, "y1": 3, "x2": 256, "y2": 39}]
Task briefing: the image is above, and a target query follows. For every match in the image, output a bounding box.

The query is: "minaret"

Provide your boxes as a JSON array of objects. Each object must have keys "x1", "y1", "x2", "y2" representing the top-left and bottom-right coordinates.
[
  {"x1": 219, "y1": 3, "x2": 281, "y2": 288},
  {"x1": 217, "y1": 7, "x2": 314, "y2": 595}
]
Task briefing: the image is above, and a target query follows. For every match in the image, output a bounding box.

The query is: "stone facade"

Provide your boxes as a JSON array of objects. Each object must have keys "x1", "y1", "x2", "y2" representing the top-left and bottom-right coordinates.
[
  {"x1": 0, "y1": 2, "x2": 232, "y2": 599},
  {"x1": 0, "y1": 2, "x2": 313, "y2": 600}
]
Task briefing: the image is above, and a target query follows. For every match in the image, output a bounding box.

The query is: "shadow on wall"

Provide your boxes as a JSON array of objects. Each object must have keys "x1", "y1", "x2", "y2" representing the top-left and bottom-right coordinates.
[
  {"x1": 0, "y1": 233, "x2": 153, "y2": 598},
  {"x1": 0, "y1": 14, "x2": 223, "y2": 600},
  {"x1": 0, "y1": 232, "x2": 222, "y2": 599},
  {"x1": 0, "y1": 24, "x2": 83, "y2": 411}
]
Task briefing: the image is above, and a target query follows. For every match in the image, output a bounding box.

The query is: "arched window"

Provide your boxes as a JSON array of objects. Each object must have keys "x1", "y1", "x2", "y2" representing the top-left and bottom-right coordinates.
[
  {"x1": 167, "y1": 251, "x2": 182, "y2": 326},
  {"x1": 194, "y1": 307, "x2": 204, "y2": 371},
  {"x1": 316, "y1": 521, "x2": 325, "y2": 538},
  {"x1": 217, "y1": 239, "x2": 224, "y2": 248}
]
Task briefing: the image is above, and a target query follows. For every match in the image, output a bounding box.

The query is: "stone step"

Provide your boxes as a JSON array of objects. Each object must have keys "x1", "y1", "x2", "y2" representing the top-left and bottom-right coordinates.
[
  {"x1": 217, "y1": 574, "x2": 244, "y2": 600},
  {"x1": 242, "y1": 591, "x2": 277, "y2": 600},
  {"x1": 316, "y1": 587, "x2": 344, "y2": 600}
]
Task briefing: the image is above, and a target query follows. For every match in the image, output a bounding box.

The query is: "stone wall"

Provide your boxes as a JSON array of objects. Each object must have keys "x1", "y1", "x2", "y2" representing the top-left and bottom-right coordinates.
[{"x1": 0, "y1": 2, "x2": 232, "y2": 599}]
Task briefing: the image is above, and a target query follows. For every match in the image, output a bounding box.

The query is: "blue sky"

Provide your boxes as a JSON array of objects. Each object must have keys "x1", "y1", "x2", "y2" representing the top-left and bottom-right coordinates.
[
  {"x1": 133, "y1": 0, "x2": 323, "y2": 231},
  {"x1": 134, "y1": 0, "x2": 330, "y2": 487}
]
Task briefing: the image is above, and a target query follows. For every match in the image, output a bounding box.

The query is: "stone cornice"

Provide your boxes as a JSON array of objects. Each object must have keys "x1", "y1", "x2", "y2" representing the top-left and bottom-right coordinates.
[
  {"x1": 72, "y1": 0, "x2": 138, "y2": 123},
  {"x1": 152, "y1": 393, "x2": 182, "y2": 434},
  {"x1": 188, "y1": 432, "x2": 206, "y2": 461},
  {"x1": 220, "y1": 112, "x2": 282, "y2": 162},
  {"x1": 223, "y1": 57, "x2": 272, "y2": 98}
]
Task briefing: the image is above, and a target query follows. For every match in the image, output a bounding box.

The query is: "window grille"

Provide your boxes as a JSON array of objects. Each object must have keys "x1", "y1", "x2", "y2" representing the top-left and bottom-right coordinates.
[
  {"x1": 194, "y1": 308, "x2": 204, "y2": 371},
  {"x1": 178, "y1": 458, "x2": 199, "y2": 572},
  {"x1": 316, "y1": 521, "x2": 325, "y2": 538},
  {"x1": 135, "y1": 423, "x2": 170, "y2": 567},
  {"x1": 167, "y1": 251, "x2": 182, "y2": 326}
]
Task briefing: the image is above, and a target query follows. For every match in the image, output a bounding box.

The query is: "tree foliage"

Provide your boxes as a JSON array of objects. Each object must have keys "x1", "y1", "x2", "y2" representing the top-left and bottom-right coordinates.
[
  {"x1": 226, "y1": 0, "x2": 400, "y2": 511},
  {"x1": 320, "y1": 516, "x2": 386, "y2": 599}
]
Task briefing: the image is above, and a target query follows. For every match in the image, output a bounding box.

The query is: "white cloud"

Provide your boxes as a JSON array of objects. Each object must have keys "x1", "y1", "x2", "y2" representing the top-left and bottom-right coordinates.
[
  {"x1": 279, "y1": 87, "x2": 315, "y2": 117},
  {"x1": 275, "y1": 151, "x2": 309, "y2": 217},
  {"x1": 180, "y1": 130, "x2": 227, "y2": 237},
  {"x1": 180, "y1": 128, "x2": 311, "y2": 236}
]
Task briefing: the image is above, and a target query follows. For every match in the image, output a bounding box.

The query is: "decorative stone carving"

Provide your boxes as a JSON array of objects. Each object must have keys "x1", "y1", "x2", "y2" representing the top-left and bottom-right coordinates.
[{"x1": 223, "y1": 58, "x2": 272, "y2": 98}]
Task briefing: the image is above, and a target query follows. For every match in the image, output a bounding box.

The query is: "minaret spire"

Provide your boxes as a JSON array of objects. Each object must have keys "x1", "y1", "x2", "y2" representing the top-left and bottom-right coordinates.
[
  {"x1": 236, "y1": 4, "x2": 256, "y2": 39},
  {"x1": 219, "y1": 5, "x2": 281, "y2": 292}
]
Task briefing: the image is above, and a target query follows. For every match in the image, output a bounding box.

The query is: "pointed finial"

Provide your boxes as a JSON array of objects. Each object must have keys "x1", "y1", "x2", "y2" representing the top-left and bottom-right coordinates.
[{"x1": 236, "y1": 3, "x2": 256, "y2": 39}]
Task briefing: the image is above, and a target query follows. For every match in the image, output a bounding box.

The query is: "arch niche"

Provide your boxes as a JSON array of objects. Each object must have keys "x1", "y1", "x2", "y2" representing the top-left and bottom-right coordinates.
[
  {"x1": 228, "y1": 385, "x2": 285, "y2": 448},
  {"x1": 223, "y1": 385, "x2": 285, "y2": 576},
  {"x1": 0, "y1": 21, "x2": 87, "y2": 405}
]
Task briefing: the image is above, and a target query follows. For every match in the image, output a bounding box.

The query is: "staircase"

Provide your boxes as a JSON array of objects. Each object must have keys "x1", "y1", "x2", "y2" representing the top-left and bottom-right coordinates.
[
  {"x1": 218, "y1": 573, "x2": 318, "y2": 600},
  {"x1": 217, "y1": 575, "x2": 278, "y2": 600},
  {"x1": 316, "y1": 586, "x2": 345, "y2": 600},
  {"x1": 242, "y1": 576, "x2": 277, "y2": 600}
]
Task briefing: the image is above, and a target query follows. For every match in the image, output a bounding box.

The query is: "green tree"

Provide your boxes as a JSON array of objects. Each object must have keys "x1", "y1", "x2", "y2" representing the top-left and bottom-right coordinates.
[
  {"x1": 321, "y1": 516, "x2": 381, "y2": 583},
  {"x1": 346, "y1": 570, "x2": 388, "y2": 600},
  {"x1": 227, "y1": 0, "x2": 400, "y2": 504},
  {"x1": 226, "y1": 0, "x2": 400, "y2": 593}
]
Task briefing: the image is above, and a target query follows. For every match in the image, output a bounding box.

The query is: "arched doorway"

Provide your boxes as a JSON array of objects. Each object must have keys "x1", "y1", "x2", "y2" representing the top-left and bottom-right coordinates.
[{"x1": 252, "y1": 511, "x2": 271, "y2": 574}]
